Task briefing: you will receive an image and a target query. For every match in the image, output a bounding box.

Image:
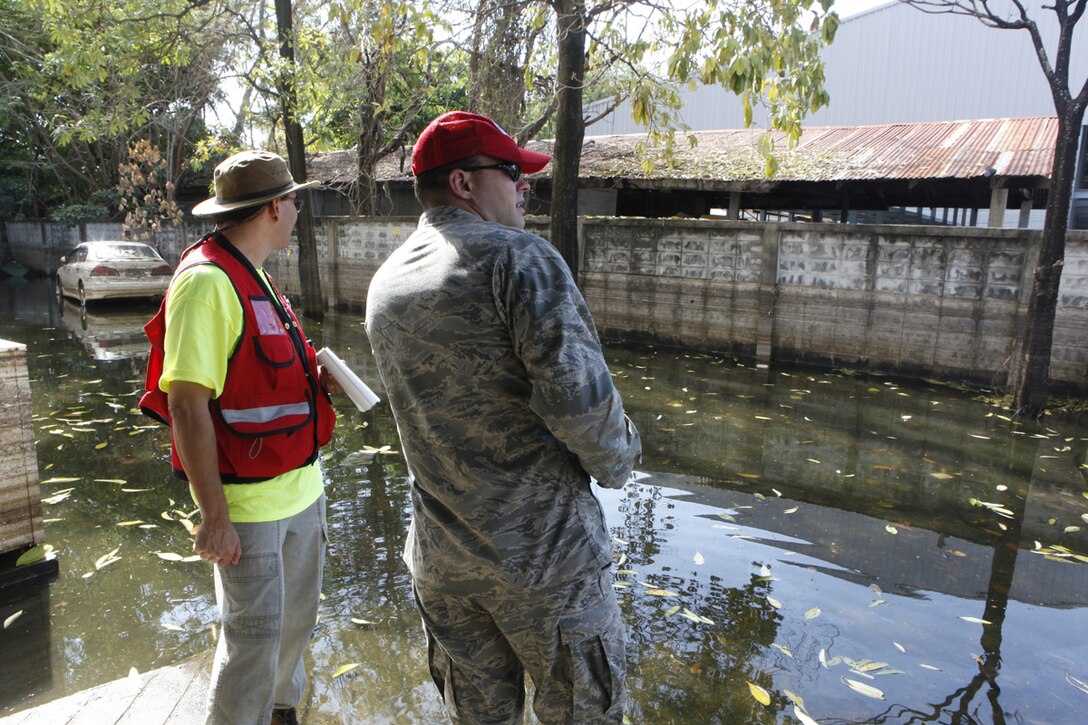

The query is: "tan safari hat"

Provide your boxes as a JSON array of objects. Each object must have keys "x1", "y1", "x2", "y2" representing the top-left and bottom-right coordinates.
[{"x1": 191, "y1": 150, "x2": 319, "y2": 217}]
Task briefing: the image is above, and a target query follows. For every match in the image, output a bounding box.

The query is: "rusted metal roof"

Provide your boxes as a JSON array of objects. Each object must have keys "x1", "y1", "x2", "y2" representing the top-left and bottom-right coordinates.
[
  {"x1": 312, "y1": 116, "x2": 1056, "y2": 186},
  {"x1": 569, "y1": 116, "x2": 1057, "y2": 184}
]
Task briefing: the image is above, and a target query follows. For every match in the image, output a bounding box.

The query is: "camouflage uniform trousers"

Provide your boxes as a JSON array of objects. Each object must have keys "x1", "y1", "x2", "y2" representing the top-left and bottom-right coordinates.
[{"x1": 413, "y1": 565, "x2": 626, "y2": 725}]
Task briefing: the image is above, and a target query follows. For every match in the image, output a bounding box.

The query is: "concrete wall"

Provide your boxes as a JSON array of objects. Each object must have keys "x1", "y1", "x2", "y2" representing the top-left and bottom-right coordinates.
[
  {"x1": 578, "y1": 218, "x2": 1088, "y2": 390},
  {"x1": 9, "y1": 216, "x2": 1088, "y2": 391}
]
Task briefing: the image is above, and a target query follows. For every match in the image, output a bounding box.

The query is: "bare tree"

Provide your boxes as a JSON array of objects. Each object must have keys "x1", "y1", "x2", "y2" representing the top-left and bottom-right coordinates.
[{"x1": 897, "y1": 0, "x2": 1088, "y2": 417}]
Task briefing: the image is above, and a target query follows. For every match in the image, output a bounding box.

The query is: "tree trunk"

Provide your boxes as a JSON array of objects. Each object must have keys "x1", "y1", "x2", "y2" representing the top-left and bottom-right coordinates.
[
  {"x1": 275, "y1": 0, "x2": 324, "y2": 319},
  {"x1": 1010, "y1": 109, "x2": 1084, "y2": 417},
  {"x1": 549, "y1": 0, "x2": 586, "y2": 283}
]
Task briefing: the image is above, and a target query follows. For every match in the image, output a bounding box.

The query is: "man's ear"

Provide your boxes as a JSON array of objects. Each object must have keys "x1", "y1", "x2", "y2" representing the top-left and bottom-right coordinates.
[{"x1": 448, "y1": 169, "x2": 473, "y2": 200}]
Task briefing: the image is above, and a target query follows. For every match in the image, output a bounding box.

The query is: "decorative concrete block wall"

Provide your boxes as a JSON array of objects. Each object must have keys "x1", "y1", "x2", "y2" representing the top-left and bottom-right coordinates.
[{"x1": 0, "y1": 340, "x2": 44, "y2": 555}]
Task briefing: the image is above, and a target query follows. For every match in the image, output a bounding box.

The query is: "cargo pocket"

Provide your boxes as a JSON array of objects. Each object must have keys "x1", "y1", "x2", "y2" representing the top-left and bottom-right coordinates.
[
  {"x1": 219, "y1": 552, "x2": 280, "y2": 640},
  {"x1": 557, "y1": 581, "x2": 626, "y2": 723}
]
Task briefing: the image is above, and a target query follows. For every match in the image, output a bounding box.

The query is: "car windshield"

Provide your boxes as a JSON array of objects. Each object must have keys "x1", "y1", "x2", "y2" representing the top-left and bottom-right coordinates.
[{"x1": 91, "y1": 243, "x2": 160, "y2": 260}]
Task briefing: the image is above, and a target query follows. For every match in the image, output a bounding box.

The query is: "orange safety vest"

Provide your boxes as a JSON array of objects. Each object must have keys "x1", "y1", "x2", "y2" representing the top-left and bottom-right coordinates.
[{"x1": 140, "y1": 233, "x2": 335, "y2": 483}]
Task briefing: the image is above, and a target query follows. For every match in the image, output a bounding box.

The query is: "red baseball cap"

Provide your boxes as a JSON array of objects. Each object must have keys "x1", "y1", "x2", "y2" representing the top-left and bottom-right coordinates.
[{"x1": 411, "y1": 111, "x2": 552, "y2": 176}]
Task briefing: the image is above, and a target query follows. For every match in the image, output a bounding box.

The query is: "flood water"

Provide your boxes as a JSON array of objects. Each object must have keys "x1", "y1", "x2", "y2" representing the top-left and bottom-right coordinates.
[{"x1": 1, "y1": 275, "x2": 1087, "y2": 724}]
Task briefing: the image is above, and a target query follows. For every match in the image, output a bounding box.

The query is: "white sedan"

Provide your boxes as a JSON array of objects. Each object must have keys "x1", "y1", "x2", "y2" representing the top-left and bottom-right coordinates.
[{"x1": 55, "y1": 241, "x2": 172, "y2": 305}]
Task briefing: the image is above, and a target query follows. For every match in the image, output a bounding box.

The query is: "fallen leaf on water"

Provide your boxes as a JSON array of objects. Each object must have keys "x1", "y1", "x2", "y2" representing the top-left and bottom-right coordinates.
[
  {"x1": 960, "y1": 616, "x2": 992, "y2": 625},
  {"x1": 819, "y1": 649, "x2": 828, "y2": 667},
  {"x1": 162, "y1": 623, "x2": 184, "y2": 632},
  {"x1": 738, "y1": 473, "x2": 761, "y2": 479},
  {"x1": 40, "y1": 477, "x2": 81, "y2": 485},
  {"x1": 350, "y1": 618, "x2": 375, "y2": 626},
  {"x1": 929, "y1": 472, "x2": 954, "y2": 480},
  {"x1": 947, "y1": 550, "x2": 967, "y2": 557},
  {"x1": 717, "y1": 513, "x2": 736, "y2": 522},
  {"x1": 663, "y1": 605, "x2": 681, "y2": 617},
  {"x1": 747, "y1": 682, "x2": 771, "y2": 706},
  {"x1": 794, "y1": 705, "x2": 820, "y2": 725},
  {"x1": 1065, "y1": 672, "x2": 1088, "y2": 695},
  {"x1": 783, "y1": 690, "x2": 806, "y2": 712},
  {"x1": 919, "y1": 664, "x2": 942, "y2": 671},
  {"x1": 969, "y1": 434, "x2": 991, "y2": 440},
  {"x1": 842, "y1": 677, "x2": 885, "y2": 700},
  {"x1": 766, "y1": 595, "x2": 782, "y2": 609},
  {"x1": 94, "y1": 479, "x2": 127, "y2": 484},
  {"x1": 772, "y1": 643, "x2": 794, "y2": 658},
  {"x1": 805, "y1": 607, "x2": 821, "y2": 620},
  {"x1": 870, "y1": 599, "x2": 887, "y2": 607},
  {"x1": 331, "y1": 663, "x2": 360, "y2": 679},
  {"x1": 893, "y1": 641, "x2": 906, "y2": 653},
  {"x1": 95, "y1": 442, "x2": 108, "y2": 450},
  {"x1": 4, "y1": 611, "x2": 24, "y2": 629},
  {"x1": 693, "y1": 552, "x2": 705, "y2": 565},
  {"x1": 42, "y1": 489, "x2": 74, "y2": 505},
  {"x1": 95, "y1": 548, "x2": 121, "y2": 570},
  {"x1": 644, "y1": 588, "x2": 677, "y2": 597},
  {"x1": 680, "y1": 608, "x2": 714, "y2": 625},
  {"x1": 759, "y1": 564, "x2": 772, "y2": 578},
  {"x1": 117, "y1": 520, "x2": 144, "y2": 527},
  {"x1": 784, "y1": 506, "x2": 798, "y2": 514},
  {"x1": 885, "y1": 525, "x2": 898, "y2": 535}
]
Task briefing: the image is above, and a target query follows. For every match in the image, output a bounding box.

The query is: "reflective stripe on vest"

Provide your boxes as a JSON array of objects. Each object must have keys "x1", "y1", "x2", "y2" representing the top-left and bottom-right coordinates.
[{"x1": 220, "y1": 402, "x2": 310, "y2": 425}]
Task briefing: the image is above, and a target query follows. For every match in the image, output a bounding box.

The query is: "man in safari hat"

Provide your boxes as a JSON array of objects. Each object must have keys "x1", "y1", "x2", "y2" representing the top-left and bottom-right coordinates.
[
  {"x1": 140, "y1": 150, "x2": 340, "y2": 725},
  {"x1": 366, "y1": 111, "x2": 642, "y2": 723}
]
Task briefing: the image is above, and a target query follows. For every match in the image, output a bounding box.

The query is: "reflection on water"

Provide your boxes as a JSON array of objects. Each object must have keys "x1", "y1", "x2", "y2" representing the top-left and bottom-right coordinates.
[{"x1": 1, "y1": 277, "x2": 1087, "y2": 723}]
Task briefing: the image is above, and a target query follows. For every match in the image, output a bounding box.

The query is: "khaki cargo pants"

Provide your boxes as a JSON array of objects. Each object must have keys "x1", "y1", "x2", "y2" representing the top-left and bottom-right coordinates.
[{"x1": 413, "y1": 566, "x2": 626, "y2": 725}]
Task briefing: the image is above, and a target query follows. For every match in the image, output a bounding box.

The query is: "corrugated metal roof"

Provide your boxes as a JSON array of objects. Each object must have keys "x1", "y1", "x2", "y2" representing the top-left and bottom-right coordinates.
[
  {"x1": 314, "y1": 117, "x2": 1056, "y2": 186},
  {"x1": 568, "y1": 116, "x2": 1057, "y2": 183}
]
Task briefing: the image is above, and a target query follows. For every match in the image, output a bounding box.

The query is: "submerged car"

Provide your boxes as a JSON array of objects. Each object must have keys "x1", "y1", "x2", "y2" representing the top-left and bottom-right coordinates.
[{"x1": 55, "y1": 241, "x2": 172, "y2": 305}]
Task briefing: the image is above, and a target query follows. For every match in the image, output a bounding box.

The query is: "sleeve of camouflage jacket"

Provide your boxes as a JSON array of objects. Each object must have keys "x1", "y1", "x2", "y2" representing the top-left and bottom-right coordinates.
[{"x1": 493, "y1": 233, "x2": 641, "y2": 488}]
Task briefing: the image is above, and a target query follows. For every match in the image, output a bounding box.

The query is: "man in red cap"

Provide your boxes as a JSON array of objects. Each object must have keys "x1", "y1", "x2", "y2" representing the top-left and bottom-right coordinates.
[{"x1": 365, "y1": 111, "x2": 641, "y2": 723}]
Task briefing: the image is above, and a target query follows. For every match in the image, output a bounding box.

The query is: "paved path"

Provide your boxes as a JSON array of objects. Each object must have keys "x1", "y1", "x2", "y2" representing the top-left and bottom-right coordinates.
[{"x1": 0, "y1": 651, "x2": 211, "y2": 725}]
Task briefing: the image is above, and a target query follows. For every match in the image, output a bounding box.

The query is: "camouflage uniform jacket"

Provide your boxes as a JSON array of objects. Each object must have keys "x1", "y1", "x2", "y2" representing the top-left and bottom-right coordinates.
[{"x1": 365, "y1": 205, "x2": 642, "y2": 594}]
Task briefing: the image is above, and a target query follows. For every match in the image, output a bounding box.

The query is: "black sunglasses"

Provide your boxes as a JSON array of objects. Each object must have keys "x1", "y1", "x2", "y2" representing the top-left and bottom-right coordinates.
[
  {"x1": 456, "y1": 161, "x2": 523, "y2": 182},
  {"x1": 279, "y1": 195, "x2": 304, "y2": 211}
]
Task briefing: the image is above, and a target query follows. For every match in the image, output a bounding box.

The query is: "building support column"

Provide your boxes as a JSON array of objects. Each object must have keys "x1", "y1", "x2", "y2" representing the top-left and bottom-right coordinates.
[
  {"x1": 1018, "y1": 199, "x2": 1033, "y2": 229},
  {"x1": 728, "y1": 191, "x2": 741, "y2": 220},
  {"x1": 989, "y1": 187, "x2": 1008, "y2": 228}
]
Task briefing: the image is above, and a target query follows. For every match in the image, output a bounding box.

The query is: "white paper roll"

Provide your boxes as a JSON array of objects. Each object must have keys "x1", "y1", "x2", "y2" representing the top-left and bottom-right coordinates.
[{"x1": 316, "y1": 347, "x2": 381, "y2": 412}]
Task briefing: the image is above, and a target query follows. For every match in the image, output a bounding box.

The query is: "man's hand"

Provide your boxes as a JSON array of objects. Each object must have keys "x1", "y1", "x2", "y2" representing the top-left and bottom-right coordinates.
[
  {"x1": 319, "y1": 364, "x2": 344, "y2": 395},
  {"x1": 194, "y1": 517, "x2": 242, "y2": 568}
]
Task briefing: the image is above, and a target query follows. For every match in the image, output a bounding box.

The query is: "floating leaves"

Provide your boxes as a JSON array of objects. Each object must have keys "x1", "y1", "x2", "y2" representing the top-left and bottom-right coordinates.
[
  {"x1": 1065, "y1": 672, "x2": 1088, "y2": 695},
  {"x1": 885, "y1": 524, "x2": 898, "y2": 535},
  {"x1": 155, "y1": 551, "x2": 202, "y2": 563},
  {"x1": 804, "y1": 607, "x2": 821, "y2": 620},
  {"x1": 42, "y1": 488, "x2": 75, "y2": 504},
  {"x1": 747, "y1": 681, "x2": 771, "y2": 706},
  {"x1": 331, "y1": 663, "x2": 360, "y2": 679},
  {"x1": 94, "y1": 547, "x2": 122, "y2": 570},
  {"x1": 4, "y1": 611, "x2": 25, "y2": 629},
  {"x1": 679, "y1": 608, "x2": 714, "y2": 625},
  {"x1": 644, "y1": 588, "x2": 677, "y2": 597},
  {"x1": 693, "y1": 552, "x2": 705, "y2": 566},
  {"x1": 350, "y1": 617, "x2": 375, "y2": 626},
  {"x1": 40, "y1": 476, "x2": 80, "y2": 485},
  {"x1": 968, "y1": 498, "x2": 1015, "y2": 519},
  {"x1": 959, "y1": 616, "x2": 992, "y2": 625},
  {"x1": 842, "y1": 677, "x2": 885, "y2": 700},
  {"x1": 793, "y1": 705, "x2": 820, "y2": 725}
]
